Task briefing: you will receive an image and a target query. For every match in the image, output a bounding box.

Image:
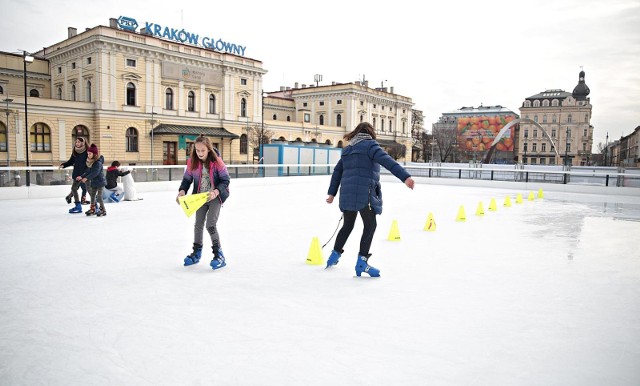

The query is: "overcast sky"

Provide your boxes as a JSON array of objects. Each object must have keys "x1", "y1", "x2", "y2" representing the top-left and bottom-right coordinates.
[{"x1": 2, "y1": 0, "x2": 639, "y2": 149}]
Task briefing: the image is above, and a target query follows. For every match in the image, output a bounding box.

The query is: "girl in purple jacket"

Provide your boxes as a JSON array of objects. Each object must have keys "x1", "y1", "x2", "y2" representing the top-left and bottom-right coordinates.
[{"x1": 177, "y1": 135, "x2": 230, "y2": 270}]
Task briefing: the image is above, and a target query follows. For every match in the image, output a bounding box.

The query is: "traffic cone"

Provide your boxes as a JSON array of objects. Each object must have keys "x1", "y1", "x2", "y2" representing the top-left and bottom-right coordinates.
[
  {"x1": 423, "y1": 212, "x2": 436, "y2": 232},
  {"x1": 305, "y1": 237, "x2": 324, "y2": 265},
  {"x1": 537, "y1": 188, "x2": 544, "y2": 199},
  {"x1": 516, "y1": 193, "x2": 523, "y2": 204},
  {"x1": 488, "y1": 198, "x2": 497, "y2": 211},
  {"x1": 528, "y1": 191, "x2": 535, "y2": 201},
  {"x1": 456, "y1": 205, "x2": 466, "y2": 222},
  {"x1": 387, "y1": 220, "x2": 401, "y2": 241},
  {"x1": 504, "y1": 196, "x2": 512, "y2": 207},
  {"x1": 475, "y1": 201, "x2": 485, "y2": 216}
]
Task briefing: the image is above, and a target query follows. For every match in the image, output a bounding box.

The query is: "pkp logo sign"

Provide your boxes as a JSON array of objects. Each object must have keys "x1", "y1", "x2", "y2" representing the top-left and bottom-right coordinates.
[{"x1": 117, "y1": 16, "x2": 138, "y2": 32}]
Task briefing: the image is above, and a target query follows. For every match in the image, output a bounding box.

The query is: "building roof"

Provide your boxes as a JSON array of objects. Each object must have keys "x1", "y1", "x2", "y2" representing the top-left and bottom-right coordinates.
[
  {"x1": 525, "y1": 89, "x2": 572, "y2": 100},
  {"x1": 151, "y1": 124, "x2": 239, "y2": 138},
  {"x1": 444, "y1": 105, "x2": 516, "y2": 116}
]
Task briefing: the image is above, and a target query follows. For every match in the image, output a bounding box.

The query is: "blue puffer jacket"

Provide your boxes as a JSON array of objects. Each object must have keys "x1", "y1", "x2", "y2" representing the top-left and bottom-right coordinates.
[
  {"x1": 179, "y1": 158, "x2": 231, "y2": 203},
  {"x1": 327, "y1": 138, "x2": 410, "y2": 214},
  {"x1": 80, "y1": 155, "x2": 106, "y2": 188}
]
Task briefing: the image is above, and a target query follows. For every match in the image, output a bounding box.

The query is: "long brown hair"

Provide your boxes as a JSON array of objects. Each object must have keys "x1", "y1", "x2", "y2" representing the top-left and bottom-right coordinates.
[
  {"x1": 189, "y1": 135, "x2": 220, "y2": 171},
  {"x1": 344, "y1": 122, "x2": 376, "y2": 141}
]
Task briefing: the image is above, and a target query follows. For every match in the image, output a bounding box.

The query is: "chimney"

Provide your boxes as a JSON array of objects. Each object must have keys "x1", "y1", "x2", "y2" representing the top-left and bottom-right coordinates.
[
  {"x1": 109, "y1": 18, "x2": 118, "y2": 28},
  {"x1": 390, "y1": 87, "x2": 394, "y2": 94},
  {"x1": 364, "y1": 81, "x2": 369, "y2": 88},
  {"x1": 286, "y1": 87, "x2": 291, "y2": 91},
  {"x1": 302, "y1": 84, "x2": 306, "y2": 88},
  {"x1": 332, "y1": 81, "x2": 336, "y2": 85},
  {"x1": 68, "y1": 27, "x2": 77, "y2": 38},
  {"x1": 280, "y1": 86, "x2": 285, "y2": 91},
  {"x1": 294, "y1": 82, "x2": 299, "y2": 89}
]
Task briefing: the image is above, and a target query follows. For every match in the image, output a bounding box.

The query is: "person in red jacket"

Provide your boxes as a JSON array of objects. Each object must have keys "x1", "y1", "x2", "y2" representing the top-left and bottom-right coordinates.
[{"x1": 105, "y1": 160, "x2": 130, "y2": 202}]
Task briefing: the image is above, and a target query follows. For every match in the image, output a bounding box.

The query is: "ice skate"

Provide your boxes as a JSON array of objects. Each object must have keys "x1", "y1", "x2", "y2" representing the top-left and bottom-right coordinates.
[
  {"x1": 355, "y1": 254, "x2": 380, "y2": 277},
  {"x1": 184, "y1": 243, "x2": 202, "y2": 266}
]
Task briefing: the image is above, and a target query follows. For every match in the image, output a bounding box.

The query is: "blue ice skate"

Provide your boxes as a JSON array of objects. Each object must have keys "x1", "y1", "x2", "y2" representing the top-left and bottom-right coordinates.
[
  {"x1": 210, "y1": 248, "x2": 226, "y2": 270},
  {"x1": 325, "y1": 249, "x2": 342, "y2": 269},
  {"x1": 109, "y1": 192, "x2": 120, "y2": 202},
  {"x1": 69, "y1": 203, "x2": 82, "y2": 214},
  {"x1": 184, "y1": 244, "x2": 203, "y2": 266},
  {"x1": 355, "y1": 254, "x2": 380, "y2": 277}
]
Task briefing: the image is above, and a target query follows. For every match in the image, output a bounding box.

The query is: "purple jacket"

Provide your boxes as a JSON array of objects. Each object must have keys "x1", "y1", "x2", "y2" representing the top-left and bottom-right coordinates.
[{"x1": 179, "y1": 158, "x2": 230, "y2": 203}]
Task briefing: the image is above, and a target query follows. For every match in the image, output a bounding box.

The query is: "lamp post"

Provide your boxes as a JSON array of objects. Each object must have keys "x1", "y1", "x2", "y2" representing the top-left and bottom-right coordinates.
[
  {"x1": 523, "y1": 133, "x2": 528, "y2": 165},
  {"x1": 260, "y1": 91, "x2": 265, "y2": 166},
  {"x1": 604, "y1": 131, "x2": 609, "y2": 166},
  {"x1": 149, "y1": 107, "x2": 156, "y2": 166},
  {"x1": 3, "y1": 97, "x2": 12, "y2": 166},
  {"x1": 23, "y1": 51, "x2": 34, "y2": 186},
  {"x1": 564, "y1": 126, "x2": 570, "y2": 167},
  {"x1": 451, "y1": 143, "x2": 458, "y2": 163}
]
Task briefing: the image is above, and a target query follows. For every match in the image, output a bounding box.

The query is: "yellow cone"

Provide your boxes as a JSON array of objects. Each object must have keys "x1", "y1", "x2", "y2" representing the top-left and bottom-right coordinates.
[
  {"x1": 423, "y1": 212, "x2": 436, "y2": 232},
  {"x1": 456, "y1": 205, "x2": 466, "y2": 222},
  {"x1": 488, "y1": 198, "x2": 497, "y2": 211},
  {"x1": 516, "y1": 193, "x2": 523, "y2": 204},
  {"x1": 537, "y1": 188, "x2": 544, "y2": 199},
  {"x1": 528, "y1": 191, "x2": 535, "y2": 201},
  {"x1": 305, "y1": 237, "x2": 324, "y2": 265},
  {"x1": 178, "y1": 193, "x2": 209, "y2": 218},
  {"x1": 475, "y1": 201, "x2": 485, "y2": 216},
  {"x1": 504, "y1": 196, "x2": 512, "y2": 207},
  {"x1": 387, "y1": 220, "x2": 401, "y2": 241}
]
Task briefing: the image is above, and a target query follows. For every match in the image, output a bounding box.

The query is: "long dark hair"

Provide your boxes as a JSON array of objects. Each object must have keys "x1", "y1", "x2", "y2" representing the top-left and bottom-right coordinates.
[
  {"x1": 189, "y1": 135, "x2": 220, "y2": 171},
  {"x1": 344, "y1": 122, "x2": 376, "y2": 141}
]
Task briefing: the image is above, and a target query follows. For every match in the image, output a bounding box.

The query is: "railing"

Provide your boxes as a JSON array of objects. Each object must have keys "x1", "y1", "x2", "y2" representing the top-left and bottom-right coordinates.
[{"x1": 1, "y1": 164, "x2": 639, "y2": 188}]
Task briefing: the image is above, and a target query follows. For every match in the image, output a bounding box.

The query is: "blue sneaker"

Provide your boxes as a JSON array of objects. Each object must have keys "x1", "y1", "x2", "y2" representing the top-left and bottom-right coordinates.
[
  {"x1": 355, "y1": 254, "x2": 380, "y2": 277},
  {"x1": 68, "y1": 203, "x2": 82, "y2": 213},
  {"x1": 326, "y1": 249, "x2": 342, "y2": 269},
  {"x1": 184, "y1": 244, "x2": 203, "y2": 266},
  {"x1": 210, "y1": 248, "x2": 226, "y2": 270}
]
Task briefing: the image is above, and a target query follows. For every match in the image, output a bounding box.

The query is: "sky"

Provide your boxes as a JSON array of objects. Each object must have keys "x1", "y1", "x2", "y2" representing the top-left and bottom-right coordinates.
[
  {"x1": 1, "y1": 175, "x2": 639, "y2": 384},
  {"x1": 1, "y1": 0, "x2": 639, "y2": 149}
]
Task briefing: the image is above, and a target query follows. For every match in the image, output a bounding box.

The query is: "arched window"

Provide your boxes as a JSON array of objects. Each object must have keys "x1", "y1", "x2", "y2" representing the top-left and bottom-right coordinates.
[
  {"x1": 542, "y1": 115, "x2": 547, "y2": 123},
  {"x1": 542, "y1": 99, "x2": 549, "y2": 107},
  {"x1": 0, "y1": 122, "x2": 7, "y2": 152},
  {"x1": 325, "y1": 140, "x2": 332, "y2": 146},
  {"x1": 126, "y1": 127, "x2": 139, "y2": 152},
  {"x1": 240, "y1": 134, "x2": 248, "y2": 154},
  {"x1": 126, "y1": 82, "x2": 136, "y2": 106},
  {"x1": 567, "y1": 114, "x2": 572, "y2": 123},
  {"x1": 72, "y1": 125, "x2": 90, "y2": 146},
  {"x1": 389, "y1": 119, "x2": 392, "y2": 132},
  {"x1": 272, "y1": 114, "x2": 277, "y2": 120},
  {"x1": 0, "y1": 85, "x2": 3, "y2": 95},
  {"x1": 86, "y1": 81, "x2": 92, "y2": 102},
  {"x1": 209, "y1": 94, "x2": 216, "y2": 114},
  {"x1": 188, "y1": 91, "x2": 195, "y2": 112},
  {"x1": 337, "y1": 140, "x2": 344, "y2": 148},
  {"x1": 552, "y1": 115, "x2": 557, "y2": 123},
  {"x1": 30, "y1": 123, "x2": 51, "y2": 152},
  {"x1": 286, "y1": 116, "x2": 291, "y2": 122},
  {"x1": 240, "y1": 98, "x2": 247, "y2": 117},
  {"x1": 534, "y1": 115, "x2": 538, "y2": 123},
  {"x1": 524, "y1": 101, "x2": 531, "y2": 107},
  {"x1": 165, "y1": 88, "x2": 174, "y2": 110},
  {"x1": 381, "y1": 120, "x2": 385, "y2": 131},
  {"x1": 57, "y1": 87, "x2": 63, "y2": 100},
  {"x1": 71, "y1": 84, "x2": 76, "y2": 101},
  {"x1": 552, "y1": 99, "x2": 559, "y2": 107},
  {"x1": 373, "y1": 118, "x2": 376, "y2": 128},
  {"x1": 319, "y1": 115, "x2": 324, "y2": 125},
  {"x1": 360, "y1": 115, "x2": 363, "y2": 122},
  {"x1": 30, "y1": 89, "x2": 39, "y2": 98},
  {"x1": 533, "y1": 100, "x2": 540, "y2": 107},
  {"x1": 584, "y1": 114, "x2": 589, "y2": 122},
  {"x1": 337, "y1": 114, "x2": 342, "y2": 127}
]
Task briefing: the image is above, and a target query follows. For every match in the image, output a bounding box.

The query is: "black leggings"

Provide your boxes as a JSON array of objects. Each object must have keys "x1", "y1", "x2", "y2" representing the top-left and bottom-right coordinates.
[{"x1": 333, "y1": 207, "x2": 377, "y2": 256}]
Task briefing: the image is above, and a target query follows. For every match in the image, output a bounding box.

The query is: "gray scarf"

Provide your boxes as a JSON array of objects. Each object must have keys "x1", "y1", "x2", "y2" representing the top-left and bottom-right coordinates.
[{"x1": 349, "y1": 133, "x2": 373, "y2": 147}]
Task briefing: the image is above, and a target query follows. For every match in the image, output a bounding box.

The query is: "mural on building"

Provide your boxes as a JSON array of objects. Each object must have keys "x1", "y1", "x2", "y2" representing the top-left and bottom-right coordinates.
[{"x1": 456, "y1": 114, "x2": 517, "y2": 160}]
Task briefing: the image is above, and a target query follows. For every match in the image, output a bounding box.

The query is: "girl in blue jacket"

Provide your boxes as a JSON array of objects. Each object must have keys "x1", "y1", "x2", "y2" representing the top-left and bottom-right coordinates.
[
  {"x1": 177, "y1": 135, "x2": 230, "y2": 270},
  {"x1": 326, "y1": 122, "x2": 414, "y2": 277}
]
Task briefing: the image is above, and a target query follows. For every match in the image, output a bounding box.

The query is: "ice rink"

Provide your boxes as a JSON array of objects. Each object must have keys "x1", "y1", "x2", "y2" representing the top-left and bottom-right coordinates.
[{"x1": 1, "y1": 175, "x2": 639, "y2": 385}]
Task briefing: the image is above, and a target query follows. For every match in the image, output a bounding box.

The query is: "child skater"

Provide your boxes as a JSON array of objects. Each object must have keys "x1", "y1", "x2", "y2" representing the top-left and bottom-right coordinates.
[
  {"x1": 78, "y1": 143, "x2": 107, "y2": 217},
  {"x1": 177, "y1": 135, "x2": 230, "y2": 270},
  {"x1": 59, "y1": 137, "x2": 89, "y2": 213},
  {"x1": 105, "y1": 160, "x2": 130, "y2": 202},
  {"x1": 326, "y1": 122, "x2": 415, "y2": 277}
]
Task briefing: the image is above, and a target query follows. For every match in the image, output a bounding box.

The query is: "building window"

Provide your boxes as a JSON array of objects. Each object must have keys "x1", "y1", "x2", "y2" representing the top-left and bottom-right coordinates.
[
  {"x1": 533, "y1": 129, "x2": 538, "y2": 138},
  {"x1": 71, "y1": 62, "x2": 76, "y2": 69},
  {"x1": 360, "y1": 115, "x2": 363, "y2": 122},
  {"x1": 71, "y1": 84, "x2": 76, "y2": 101},
  {"x1": 319, "y1": 115, "x2": 324, "y2": 125},
  {"x1": 542, "y1": 115, "x2": 547, "y2": 123},
  {"x1": 337, "y1": 100, "x2": 342, "y2": 104},
  {"x1": 584, "y1": 114, "x2": 589, "y2": 122},
  {"x1": 303, "y1": 102, "x2": 308, "y2": 107},
  {"x1": 336, "y1": 114, "x2": 342, "y2": 127},
  {"x1": 381, "y1": 120, "x2": 385, "y2": 131},
  {"x1": 524, "y1": 129, "x2": 529, "y2": 137},
  {"x1": 72, "y1": 125, "x2": 89, "y2": 145},
  {"x1": 583, "y1": 128, "x2": 588, "y2": 137},
  {"x1": 272, "y1": 114, "x2": 277, "y2": 120},
  {"x1": 552, "y1": 115, "x2": 557, "y2": 123},
  {"x1": 0, "y1": 123, "x2": 7, "y2": 152},
  {"x1": 373, "y1": 118, "x2": 376, "y2": 128},
  {"x1": 304, "y1": 113, "x2": 310, "y2": 123},
  {"x1": 240, "y1": 134, "x2": 248, "y2": 154},
  {"x1": 87, "y1": 57, "x2": 92, "y2": 65},
  {"x1": 126, "y1": 58, "x2": 136, "y2": 67},
  {"x1": 534, "y1": 115, "x2": 538, "y2": 122},
  {"x1": 543, "y1": 99, "x2": 549, "y2": 107},
  {"x1": 552, "y1": 99, "x2": 559, "y2": 107},
  {"x1": 567, "y1": 114, "x2": 572, "y2": 123},
  {"x1": 57, "y1": 67, "x2": 62, "y2": 74},
  {"x1": 0, "y1": 85, "x2": 3, "y2": 94},
  {"x1": 402, "y1": 121, "x2": 406, "y2": 132},
  {"x1": 86, "y1": 81, "x2": 92, "y2": 102},
  {"x1": 319, "y1": 101, "x2": 324, "y2": 106},
  {"x1": 126, "y1": 82, "x2": 136, "y2": 106},
  {"x1": 533, "y1": 100, "x2": 540, "y2": 107},
  {"x1": 240, "y1": 98, "x2": 247, "y2": 117},
  {"x1": 533, "y1": 143, "x2": 537, "y2": 152},
  {"x1": 286, "y1": 116, "x2": 291, "y2": 122},
  {"x1": 389, "y1": 119, "x2": 392, "y2": 132},
  {"x1": 188, "y1": 91, "x2": 195, "y2": 112},
  {"x1": 209, "y1": 94, "x2": 216, "y2": 114},
  {"x1": 30, "y1": 123, "x2": 51, "y2": 152},
  {"x1": 566, "y1": 143, "x2": 571, "y2": 152},
  {"x1": 165, "y1": 88, "x2": 174, "y2": 110},
  {"x1": 552, "y1": 129, "x2": 556, "y2": 137},
  {"x1": 240, "y1": 78, "x2": 247, "y2": 85},
  {"x1": 542, "y1": 143, "x2": 547, "y2": 152},
  {"x1": 29, "y1": 89, "x2": 39, "y2": 98},
  {"x1": 126, "y1": 127, "x2": 139, "y2": 152},
  {"x1": 360, "y1": 101, "x2": 364, "y2": 106}
]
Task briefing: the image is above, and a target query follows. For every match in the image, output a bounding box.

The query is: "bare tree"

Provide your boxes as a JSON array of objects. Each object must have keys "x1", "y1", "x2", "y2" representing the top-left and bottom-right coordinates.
[
  {"x1": 248, "y1": 124, "x2": 275, "y2": 161},
  {"x1": 386, "y1": 143, "x2": 407, "y2": 161},
  {"x1": 411, "y1": 109, "x2": 425, "y2": 162}
]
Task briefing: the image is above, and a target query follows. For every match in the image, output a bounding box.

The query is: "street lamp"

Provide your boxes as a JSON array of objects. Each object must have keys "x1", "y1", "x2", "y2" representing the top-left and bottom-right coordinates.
[
  {"x1": 604, "y1": 132, "x2": 609, "y2": 166},
  {"x1": 3, "y1": 97, "x2": 13, "y2": 166},
  {"x1": 261, "y1": 91, "x2": 266, "y2": 166},
  {"x1": 564, "y1": 126, "x2": 570, "y2": 167},
  {"x1": 523, "y1": 133, "x2": 528, "y2": 165},
  {"x1": 430, "y1": 140, "x2": 437, "y2": 164},
  {"x1": 23, "y1": 51, "x2": 34, "y2": 186},
  {"x1": 451, "y1": 143, "x2": 459, "y2": 163}
]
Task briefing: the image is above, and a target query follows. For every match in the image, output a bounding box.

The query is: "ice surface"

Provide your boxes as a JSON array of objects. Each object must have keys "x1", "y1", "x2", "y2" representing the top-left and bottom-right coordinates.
[{"x1": 1, "y1": 176, "x2": 639, "y2": 385}]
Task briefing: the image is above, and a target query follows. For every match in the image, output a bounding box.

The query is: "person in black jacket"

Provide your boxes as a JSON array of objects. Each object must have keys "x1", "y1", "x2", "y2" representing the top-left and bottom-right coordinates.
[
  {"x1": 78, "y1": 143, "x2": 107, "y2": 217},
  {"x1": 326, "y1": 122, "x2": 414, "y2": 277},
  {"x1": 105, "y1": 161, "x2": 130, "y2": 202},
  {"x1": 59, "y1": 137, "x2": 89, "y2": 213}
]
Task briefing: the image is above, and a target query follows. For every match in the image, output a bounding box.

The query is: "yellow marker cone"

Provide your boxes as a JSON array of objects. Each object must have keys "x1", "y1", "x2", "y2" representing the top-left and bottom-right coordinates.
[
  {"x1": 516, "y1": 193, "x2": 523, "y2": 204},
  {"x1": 387, "y1": 220, "x2": 401, "y2": 241},
  {"x1": 528, "y1": 191, "x2": 535, "y2": 201},
  {"x1": 488, "y1": 198, "x2": 497, "y2": 211},
  {"x1": 456, "y1": 205, "x2": 466, "y2": 222},
  {"x1": 305, "y1": 237, "x2": 324, "y2": 265},
  {"x1": 475, "y1": 201, "x2": 485, "y2": 216},
  {"x1": 504, "y1": 196, "x2": 512, "y2": 207},
  {"x1": 178, "y1": 192, "x2": 209, "y2": 217},
  {"x1": 537, "y1": 188, "x2": 544, "y2": 199},
  {"x1": 423, "y1": 212, "x2": 436, "y2": 232}
]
